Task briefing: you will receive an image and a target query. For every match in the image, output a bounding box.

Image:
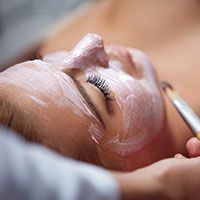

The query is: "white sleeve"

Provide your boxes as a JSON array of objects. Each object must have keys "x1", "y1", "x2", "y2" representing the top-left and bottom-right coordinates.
[{"x1": 0, "y1": 128, "x2": 119, "y2": 200}]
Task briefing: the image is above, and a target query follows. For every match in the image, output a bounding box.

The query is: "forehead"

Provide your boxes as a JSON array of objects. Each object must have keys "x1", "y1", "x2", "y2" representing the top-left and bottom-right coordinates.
[
  {"x1": 0, "y1": 61, "x2": 82, "y2": 113},
  {"x1": 0, "y1": 60, "x2": 99, "y2": 139},
  {"x1": 0, "y1": 61, "x2": 62, "y2": 102},
  {"x1": 1, "y1": 60, "x2": 103, "y2": 126}
]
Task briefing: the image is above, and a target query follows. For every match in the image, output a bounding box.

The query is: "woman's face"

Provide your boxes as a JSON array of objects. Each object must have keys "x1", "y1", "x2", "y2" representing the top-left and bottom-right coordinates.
[{"x1": 0, "y1": 34, "x2": 169, "y2": 171}]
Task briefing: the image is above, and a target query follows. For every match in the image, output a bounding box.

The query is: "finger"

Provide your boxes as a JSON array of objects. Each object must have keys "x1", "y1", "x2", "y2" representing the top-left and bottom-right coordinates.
[
  {"x1": 174, "y1": 153, "x2": 186, "y2": 159},
  {"x1": 186, "y1": 137, "x2": 200, "y2": 158}
]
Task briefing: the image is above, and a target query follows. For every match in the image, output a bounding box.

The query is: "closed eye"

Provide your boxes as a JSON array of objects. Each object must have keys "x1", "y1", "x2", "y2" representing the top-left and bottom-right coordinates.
[{"x1": 86, "y1": 74, "x2": 113, "y2": 101}]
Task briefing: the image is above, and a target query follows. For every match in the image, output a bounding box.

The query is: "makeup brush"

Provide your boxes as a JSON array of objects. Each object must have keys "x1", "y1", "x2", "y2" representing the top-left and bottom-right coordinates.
[{"x1": 160, "y1": 81, "x2": 200, "y2": 140}]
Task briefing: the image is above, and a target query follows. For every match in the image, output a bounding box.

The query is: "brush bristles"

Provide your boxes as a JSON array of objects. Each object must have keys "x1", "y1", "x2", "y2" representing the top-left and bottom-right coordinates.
[
  {"x1": 160, "y1": 81, "x2": 173, "y2": 91},
  {"x1": 160, "y1": 81, "x2": 180, "y2": 101}
]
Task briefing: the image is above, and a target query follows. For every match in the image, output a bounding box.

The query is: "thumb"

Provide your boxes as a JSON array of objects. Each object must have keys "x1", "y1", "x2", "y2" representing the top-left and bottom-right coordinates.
[{"x1": 186, "y1": 137, "x2": 200, "y2": 157}]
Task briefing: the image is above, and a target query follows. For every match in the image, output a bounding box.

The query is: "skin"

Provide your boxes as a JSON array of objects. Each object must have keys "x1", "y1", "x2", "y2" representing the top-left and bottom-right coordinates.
[
  {"x1": 39, "y1": 0, "x2": 200, "y2": 156},
  {"x1": 0, "y1": 34, "x2": 173, "y2": 171},
  {"x1": 115, "y1": 159, "x2": 200, "y2": 199},
  {"x1": 1, "y1": 0, "x2": 199, "y2": 197},
  {"x1": 1, "y1": 32, "x2": 200, "y2": 198},
  {"x1": 112, "y1": 137, "x2": 200, "y2": 200}
]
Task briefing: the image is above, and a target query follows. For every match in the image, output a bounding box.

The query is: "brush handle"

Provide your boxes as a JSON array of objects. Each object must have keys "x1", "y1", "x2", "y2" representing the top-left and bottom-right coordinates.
[{"x1": 173, "y1": 99, "x2": 200, "y2": 137}]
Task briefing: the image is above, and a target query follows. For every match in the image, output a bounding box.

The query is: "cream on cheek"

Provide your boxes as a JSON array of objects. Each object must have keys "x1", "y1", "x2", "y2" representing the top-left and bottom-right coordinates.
[{"x1": 89, "y1": 59, "x2": 164, "y2": 156}]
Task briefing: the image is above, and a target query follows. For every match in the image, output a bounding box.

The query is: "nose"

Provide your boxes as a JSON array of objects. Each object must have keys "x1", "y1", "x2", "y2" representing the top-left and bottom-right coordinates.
[{"x1": 62, "y1": 33, "x2": 109, "y2": 73}]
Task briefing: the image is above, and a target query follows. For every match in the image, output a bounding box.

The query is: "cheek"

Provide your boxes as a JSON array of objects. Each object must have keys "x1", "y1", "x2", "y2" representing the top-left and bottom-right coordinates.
[
  {"x1": 97, "y1": 81, "x2": 164, "y2": 157},
  {"x1": 124, "y1": 126, "x2": 171, "y2": 170},
  {"x1": 122, "y1": 89, "x2": 154, "y2": 139},
  {"x1": 94, "y1": 126, "x2": 170, "y2": 171},
  {"x1": 87, "y1": 67, "x2": 164, "y2": 166}
]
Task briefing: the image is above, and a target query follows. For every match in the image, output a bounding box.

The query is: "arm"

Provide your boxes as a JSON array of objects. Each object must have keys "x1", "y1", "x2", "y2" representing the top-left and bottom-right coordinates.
[
  {"x1": 0, "y1": 128, "x2": 119, "y2": 200},
  {"x1": 114, "y1": 157, "x2": 200, "y2": 200},
  {"x1": 1, "y1": 127, "x2": 200, "y2": 200},
  {"x1": 113, "y1": 137, "x2": 200, "y2": 200}
]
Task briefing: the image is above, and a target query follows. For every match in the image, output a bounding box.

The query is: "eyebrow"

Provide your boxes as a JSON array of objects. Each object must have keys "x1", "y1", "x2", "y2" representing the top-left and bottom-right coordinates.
[{"x1": 67, "y1": 73, "x2": 105, "y2": 128}]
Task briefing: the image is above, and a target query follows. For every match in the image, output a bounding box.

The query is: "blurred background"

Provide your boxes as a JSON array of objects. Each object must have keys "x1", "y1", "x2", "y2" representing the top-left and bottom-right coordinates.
[{"x1": 0, "y1": 0, "x2": 93, "y2": 68}]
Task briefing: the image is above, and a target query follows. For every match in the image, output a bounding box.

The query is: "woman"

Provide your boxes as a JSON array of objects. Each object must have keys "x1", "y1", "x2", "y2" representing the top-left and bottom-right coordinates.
[
  {"x1": 40, "y1": 0, "x2": 200, "y2": 155},
  {"x1": 0, "y1": 34, "x2": 181, "y2": 171}
]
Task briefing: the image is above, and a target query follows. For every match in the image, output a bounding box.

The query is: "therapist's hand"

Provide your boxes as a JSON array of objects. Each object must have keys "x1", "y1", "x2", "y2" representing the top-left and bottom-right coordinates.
[
  {"x1": 112, "y1": 137, "x2": 200, "y2": 200},
  {"x1": 186, "y1": 137, "x2": 200, "y2": 157},
  {"x1": 113, "y1": 157, "x2": 200, "y2": 200}
]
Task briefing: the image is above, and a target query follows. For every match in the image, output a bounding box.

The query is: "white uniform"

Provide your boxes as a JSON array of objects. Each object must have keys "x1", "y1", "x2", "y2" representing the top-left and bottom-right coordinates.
[{"x1": 0, "y1": 128, "x2": 119, "y2": 200}]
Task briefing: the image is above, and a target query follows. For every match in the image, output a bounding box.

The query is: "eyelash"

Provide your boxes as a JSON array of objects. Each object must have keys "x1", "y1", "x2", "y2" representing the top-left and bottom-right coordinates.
[{"x1": 86, "y1": 74, "x2": 113, "y2": 101}]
